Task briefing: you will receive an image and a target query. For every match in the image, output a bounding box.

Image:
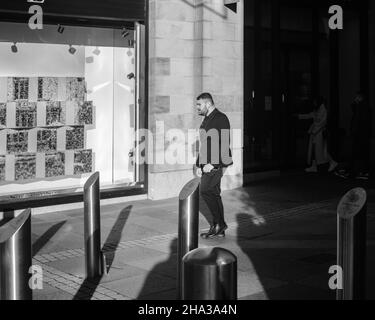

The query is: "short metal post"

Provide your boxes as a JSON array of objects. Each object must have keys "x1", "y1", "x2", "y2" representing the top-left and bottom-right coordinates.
[
  {"x1": 0, "y1": 209, "x2": 32, "y2": 300},
  {"x1": 177, "y1": 178, "x2": 200, "y2": 299},
  {"x1": 182, "y1": 247, "x2": 237, "y2": 300},
  {"x1": 84, "y1": 172, "x2": 103, "y2": 279},
  {"x1": 337, "y1": 188, "x2": 367, "y2": 300}
]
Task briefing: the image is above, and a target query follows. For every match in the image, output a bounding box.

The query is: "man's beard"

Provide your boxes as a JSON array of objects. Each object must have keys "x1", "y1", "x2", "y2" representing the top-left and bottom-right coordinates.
[{"x1": 199, "y1": 107, "x2": 208, "y2": 117}]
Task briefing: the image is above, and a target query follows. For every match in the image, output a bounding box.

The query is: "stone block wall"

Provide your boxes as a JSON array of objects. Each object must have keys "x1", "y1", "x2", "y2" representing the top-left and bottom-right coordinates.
[{"x1": 148, "y1": 0, "x2": 244, "y2": 200}]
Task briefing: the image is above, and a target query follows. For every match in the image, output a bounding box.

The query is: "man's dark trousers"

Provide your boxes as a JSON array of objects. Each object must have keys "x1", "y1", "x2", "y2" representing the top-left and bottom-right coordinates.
[{"x1": 200, "y1": 168, "x2": 225, "y2": 226}]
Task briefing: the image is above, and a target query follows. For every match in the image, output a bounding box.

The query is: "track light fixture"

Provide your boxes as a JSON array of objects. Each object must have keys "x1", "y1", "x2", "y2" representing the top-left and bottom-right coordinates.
[
  {"x1": 57, "y1": 24, "x2": 65, "y2": 34},
  {"x1": 121, "y1": 27, "x2": 130, "y2": 38},
  {"x1": 127, "y1": 72, "x2": 135, "y2": 80},
  {"x1": 68, "y1": 45, "x2": 76, "y2": 55},
  {"x1": 11, "y1": 42, "x2": 18, "y2": 53}
]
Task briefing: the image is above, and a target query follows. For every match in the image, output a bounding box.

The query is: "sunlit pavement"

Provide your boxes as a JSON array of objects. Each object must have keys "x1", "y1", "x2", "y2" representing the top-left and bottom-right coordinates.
[{"x1": 30, "y1": 172, "x2": 375, "y2": 300}]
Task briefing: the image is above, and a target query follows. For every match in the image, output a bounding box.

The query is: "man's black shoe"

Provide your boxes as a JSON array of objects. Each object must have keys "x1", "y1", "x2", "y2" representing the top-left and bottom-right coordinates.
[
  {"x1": 215, "y1": 224, "x2": 228, "y2": 238},
  {"x1": 200, "y1": 225, "x2": 217, "y2": 239},
  {"x1": 334, "y1": 170, "x2": 350, "y2": 179}
]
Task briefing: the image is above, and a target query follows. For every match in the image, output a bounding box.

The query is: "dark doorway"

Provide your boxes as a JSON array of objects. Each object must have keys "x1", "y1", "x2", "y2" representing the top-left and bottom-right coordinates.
[
  {"x1": 280, "y1": 45, "x2": 313, "y2": 169},
  {"x1": 244, "y1": 0, "x2": 369, "y2": 175}
]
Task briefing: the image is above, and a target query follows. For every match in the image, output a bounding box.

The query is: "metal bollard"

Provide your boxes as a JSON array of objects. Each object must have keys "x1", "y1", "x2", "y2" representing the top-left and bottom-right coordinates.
[
  {"x1": 0, "y1": 209, "x2": 32, "y2": 300},
  {"x1": 337, "y1": 187, "x2": 367, "y2": 300},
  {"x1": 84, "y1": 172, "x2": 104, "y2": 279},
  {"x1": 182, "y1": 247, "x2": 237, "y2": 300},
  {"x1": 177, "y1": 178, "x2": 200, "y2": 299}
]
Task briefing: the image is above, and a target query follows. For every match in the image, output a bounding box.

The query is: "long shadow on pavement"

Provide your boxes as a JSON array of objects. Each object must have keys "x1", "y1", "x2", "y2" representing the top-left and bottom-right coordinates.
[
  {"x1": 235, "y1": 213, "x2": 336, "y2": 300},
  {"x1": 73, "y1": 205, "x2": 132, "y2": 300},
  {"x1": 32, "y1": 221, "x2": 67, "y2": 256},
  {"x1": 137, "y1": 238, "x2": 178, "y2": 300}
]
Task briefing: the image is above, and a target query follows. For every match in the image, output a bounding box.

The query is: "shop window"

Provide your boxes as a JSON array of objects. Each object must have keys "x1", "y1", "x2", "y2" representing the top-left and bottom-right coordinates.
[{"x1": 0, "y1": 21, "x2": 144, "y2": 197}]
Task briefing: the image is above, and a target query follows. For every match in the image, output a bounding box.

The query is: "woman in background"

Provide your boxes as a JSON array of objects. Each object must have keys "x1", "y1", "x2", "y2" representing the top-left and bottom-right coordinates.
[{"x1": 298, "y1": 97, "x2": 338, "y2": 173}]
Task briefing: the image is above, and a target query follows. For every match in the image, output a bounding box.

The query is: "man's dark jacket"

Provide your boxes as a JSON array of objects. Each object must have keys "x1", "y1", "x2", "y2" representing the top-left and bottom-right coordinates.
[{"x1": 196, "y1": 108, "x2": 233, "y2": 169}]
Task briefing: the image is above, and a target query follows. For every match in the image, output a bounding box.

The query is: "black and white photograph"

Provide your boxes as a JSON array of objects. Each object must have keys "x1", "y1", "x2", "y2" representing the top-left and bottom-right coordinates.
[
  {"x1": 16, "y1": 101, "x2": 37, "y2": 128},
  {"x1": 75, "y1": 101, "x2": 93, "y2": 126},
  {"x1": 45, "y1": 152, "x2": 65, "y2": 178},
  {"x1": 38, "y1": 77, "x2": 58, "y2": 102},
  {"x1": 0, "y1": 156, "x2": 5, "y2": 181},
  {"x1": 0, "y1": 103, "x2": 6, "y2": 128},
  {"x1": 1, "y1": 0, "x2": 375, "y2": 311},
  {"x1": 37, "y1": 129, "x2": 57, "y2": 153},
  {"x1": 66, "y1": 77, "x2": 86, "y2": 102},
  {"x1": 73, "y1": 149, "x2": 93, "y2": 175},
  {"x1": 7, "y1": 77, "x2": 29, "y2": 101},
  {"x1": 7, "y1": 130, "x2": 28, "y2": 154},
  {"x1": 46, "y1": 101, "x2": 66, "y2": 126},
  {"x1": 14, "y1": 153, "x2": 36, "y2": 181},
  {"x1": 65, "y1": 126, "x2": 85, "y2": 150}
]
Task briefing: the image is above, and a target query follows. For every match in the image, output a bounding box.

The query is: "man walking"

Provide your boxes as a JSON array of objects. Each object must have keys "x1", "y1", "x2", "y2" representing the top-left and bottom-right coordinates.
[{"x1": 195, "y1": 93, "x2": 233, "y2": 239}]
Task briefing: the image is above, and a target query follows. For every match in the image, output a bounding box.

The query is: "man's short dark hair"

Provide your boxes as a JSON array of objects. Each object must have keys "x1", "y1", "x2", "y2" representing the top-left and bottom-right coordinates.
[{"x1": 197, "y1": 93, "x2": 214, "y2": 105}]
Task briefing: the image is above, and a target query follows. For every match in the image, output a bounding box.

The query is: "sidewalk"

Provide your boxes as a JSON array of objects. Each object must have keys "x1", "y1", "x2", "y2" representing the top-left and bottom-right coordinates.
[{"x1": 30, "y1": 173, "x2": 375, "y2": 300}]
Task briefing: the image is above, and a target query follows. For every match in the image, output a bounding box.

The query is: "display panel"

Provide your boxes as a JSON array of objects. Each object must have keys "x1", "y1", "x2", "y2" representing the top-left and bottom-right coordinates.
[{"x1": 0, "y1": 22, "x2": 139, "y2": 197}]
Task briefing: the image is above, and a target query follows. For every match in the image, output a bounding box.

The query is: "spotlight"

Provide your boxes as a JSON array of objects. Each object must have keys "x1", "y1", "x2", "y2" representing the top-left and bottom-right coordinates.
[
  {"x1": 93, "y1": 47, "x2": 101, "y2": 56},
  {"x1": 68, "y1": 45, "x2": 76, "y2": 55},
  {"x1": 127, "y1": 72, "x2": 135, "y2": 80},
  {"x1": 57, "y1": 24, "x2": 65, "y2": 34},
  {"x1": 11, "y1": 42, "x2": 18, "y2": 53},
  {"x1": 121, "y1": 27, "x2": 130, "y2": 38}
]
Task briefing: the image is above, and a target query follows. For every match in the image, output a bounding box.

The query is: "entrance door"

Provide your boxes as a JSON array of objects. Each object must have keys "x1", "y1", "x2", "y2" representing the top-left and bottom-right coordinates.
[{"x1": 280, "y1": 45, "x2": 313, "y2": 169}]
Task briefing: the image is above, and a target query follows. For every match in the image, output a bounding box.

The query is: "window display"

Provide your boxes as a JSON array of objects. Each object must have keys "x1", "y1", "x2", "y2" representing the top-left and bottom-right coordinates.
[{"x1": 0, "y1": 22, "x2": 141, "y2": 197}]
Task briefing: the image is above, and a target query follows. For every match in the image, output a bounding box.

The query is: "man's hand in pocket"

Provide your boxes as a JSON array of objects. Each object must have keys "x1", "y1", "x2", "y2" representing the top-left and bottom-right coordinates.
[{"x1": 203, "y1": 164, "x2": 215, "y2": 174}]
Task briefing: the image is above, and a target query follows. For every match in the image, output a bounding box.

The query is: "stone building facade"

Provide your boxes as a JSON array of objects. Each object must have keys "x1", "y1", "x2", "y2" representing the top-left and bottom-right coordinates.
[{"x1": 148, "y1": 0, "x2": 244, "y2": 200}]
